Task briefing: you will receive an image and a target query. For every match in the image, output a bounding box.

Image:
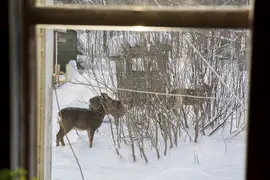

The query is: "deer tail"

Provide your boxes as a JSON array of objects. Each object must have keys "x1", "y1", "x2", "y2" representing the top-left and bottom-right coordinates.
[{"x1": 57, "y1": 112, "x2": 62, "y2": 124}]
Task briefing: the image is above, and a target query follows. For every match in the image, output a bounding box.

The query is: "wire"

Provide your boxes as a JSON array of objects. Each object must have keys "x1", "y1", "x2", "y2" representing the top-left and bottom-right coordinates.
[
  {"x1": 183, "y1": 34, "x2": 246, "y2": 109},
  {"x1": 115, "y1": 87, "x2": 230, "y2": 100}
]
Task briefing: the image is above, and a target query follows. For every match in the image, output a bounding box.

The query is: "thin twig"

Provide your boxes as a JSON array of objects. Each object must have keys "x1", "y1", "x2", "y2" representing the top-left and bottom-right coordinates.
[{"x1": 54, "y1": 87, "x2": 85, "y2": 180}]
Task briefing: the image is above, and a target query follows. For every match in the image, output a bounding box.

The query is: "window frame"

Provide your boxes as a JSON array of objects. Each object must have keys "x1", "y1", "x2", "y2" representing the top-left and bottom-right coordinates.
[
  {"x1": 31, "y1": 5, "x2": 251, "y2": 28},
  {"x1": 9, "y1": 1, "x2": 259, "y2": 180}
]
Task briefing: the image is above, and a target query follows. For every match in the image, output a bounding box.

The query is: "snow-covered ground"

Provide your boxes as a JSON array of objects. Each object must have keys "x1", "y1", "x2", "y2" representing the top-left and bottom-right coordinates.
[{"x1": 51, "y1": 71, "x2": 247, "y2": 180}]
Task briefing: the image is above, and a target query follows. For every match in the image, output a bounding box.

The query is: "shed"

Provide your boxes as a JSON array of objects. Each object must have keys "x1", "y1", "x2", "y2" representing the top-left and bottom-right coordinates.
[
  {"x1": 54, "y1": 29, "x2": 78, "y2": 73},
  {"x1": 108, "y1": 32, "x2": 172, "y2": 108}
]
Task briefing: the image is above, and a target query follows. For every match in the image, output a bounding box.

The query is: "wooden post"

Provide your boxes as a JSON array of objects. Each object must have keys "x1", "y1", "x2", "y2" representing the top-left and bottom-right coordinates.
[
  {"x1": 54, "y1": 65, "x2": 57, "y2": 85},
  {"x1": 58, "y1": 64, "x2": 60, "y2": 84},
  {"x1": 54, "y1": 64, "x2": 60, "y2": 85},
  {"x1": 36, "y1": 27, "x2": 46, "y2": 180},
  {"x1": 65, "y1": 64, "x2": 69, "y2": 82},
  {"x1": 52, "y1": 74, "x2": 56, "y2": 87}
]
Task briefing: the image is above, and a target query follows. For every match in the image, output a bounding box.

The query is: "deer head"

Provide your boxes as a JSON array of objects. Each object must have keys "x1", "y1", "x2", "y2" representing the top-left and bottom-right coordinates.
[{"x1": 99, "y1": 93, "x2": 114, "y2": 114}]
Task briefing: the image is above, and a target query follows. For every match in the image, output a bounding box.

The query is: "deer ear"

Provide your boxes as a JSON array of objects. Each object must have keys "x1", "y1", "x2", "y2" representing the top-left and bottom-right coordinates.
[{"x1": 101, "y1": 93, "x2": 108, "y2": 100}]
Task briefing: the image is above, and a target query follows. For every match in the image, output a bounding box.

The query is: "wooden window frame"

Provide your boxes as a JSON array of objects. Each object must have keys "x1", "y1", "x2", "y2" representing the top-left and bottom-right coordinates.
[{"x1": 10, "y1": 1, "x2": 264, "y2": 180}]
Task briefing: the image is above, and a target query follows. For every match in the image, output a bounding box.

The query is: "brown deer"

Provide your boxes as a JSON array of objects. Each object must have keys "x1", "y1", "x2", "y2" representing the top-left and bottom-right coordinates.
[
  {"x1": 88, "y1": 93, "x2": 113, "y2": 110},
  {"x1": 166, "y1": 83, "x2": 212, "y2": 129},
  {"x1": 89, "y1": 96, "x2": 126, "y2": 140},
  {"x1": 56, "y1": 93, "x2": 114, "y2": 148},
  {"x1": 75, "y1": 94, "x2": 126, "y2": 136},
  {"x1": 74, "y1": 93, "x2": 112, "y2": 136},
  {"x1": 166, "y1": 82, "x2": 212, "y2": 110},
  {"x1": 89, "y1": 94, "x2": 125, "y2": 121},
  {"x1": 109, "y1": 99, "x2": 126, "y2": 128}
]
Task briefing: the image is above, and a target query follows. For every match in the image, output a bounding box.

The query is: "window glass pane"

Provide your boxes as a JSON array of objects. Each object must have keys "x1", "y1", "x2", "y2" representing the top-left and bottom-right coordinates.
[{"x1": 38, "y1": 26, "x2": 250, "y2": 180}]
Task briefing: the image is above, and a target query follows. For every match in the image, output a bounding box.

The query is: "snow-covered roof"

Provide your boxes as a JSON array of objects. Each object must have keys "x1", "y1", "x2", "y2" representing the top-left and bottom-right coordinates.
[
  {"x1": 54, "y1": 26, "x2": 79, "y2": 33},
  {"x1": 54, "y1": 27, "x2": 67, "y2": 33},
  {"x1": 107, "y1": 33, "x2": 172, "y2": 57}
]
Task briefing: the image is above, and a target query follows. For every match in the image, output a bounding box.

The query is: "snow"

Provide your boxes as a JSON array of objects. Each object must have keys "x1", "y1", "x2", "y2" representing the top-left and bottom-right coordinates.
[
  {"x1": 68, "y1": 60, "x2": 81, "y2": 80},
  {"x1": 51, "y1": 71, "x2": 247, "y2": 180}
]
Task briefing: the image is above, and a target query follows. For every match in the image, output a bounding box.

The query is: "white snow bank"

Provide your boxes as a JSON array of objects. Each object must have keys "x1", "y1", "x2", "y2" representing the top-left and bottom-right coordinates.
[
  {"x1": 143, "y1": 167, "x2": 216, "y2": 180},
  {"x1": 68, "y1": 60, "x2": 81, "y2": 81}
]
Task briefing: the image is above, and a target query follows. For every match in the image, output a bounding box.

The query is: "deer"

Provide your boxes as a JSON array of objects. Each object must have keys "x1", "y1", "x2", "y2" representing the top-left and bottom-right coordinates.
[
  {"x1": 89, "y1": 94, "x2": 126, "y2": 122},
  {"x1": 166, "y1": 82, "x2": 212, "y2": 129},
  {"x1": 88, "y1": 95, "x2": 126, "y2": 149},
  {"x1": 56, "y1": 93, "x2": 114, "y2": 148},
  {"x1": 89, "y1": 95, "x2": 126, "y2": 135},
  {"x1": 109, "y1": 99, "x2": 126, "y2": 129},
  {"x1": 74, "y1": 93, "x2": 111, "y2": 135},
  {"x1": 166, "y1": 82, "x2": 212, "y2": 110},
  {"x1": 75, "y1": 94, "x2": 126, "y2": 136}
]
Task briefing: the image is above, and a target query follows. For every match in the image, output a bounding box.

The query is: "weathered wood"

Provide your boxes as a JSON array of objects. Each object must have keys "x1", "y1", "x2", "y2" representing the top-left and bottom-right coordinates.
[{"x1": 30, "y1": 5, "x2": 251, "y2": 29}]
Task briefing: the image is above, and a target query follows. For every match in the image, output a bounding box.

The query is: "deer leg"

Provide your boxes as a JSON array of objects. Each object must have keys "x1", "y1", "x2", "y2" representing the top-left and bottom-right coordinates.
[
  {"x1": 115, "y1": 118, "x2": 119, "y2": 130},
  {"x1": 115, "y1": 117, "x2": 121, "y2": 146},
  {"x1": 200, "y1": 103, "x2": 206, "y2": 136},
  {"x1": 56, "y1": 134, "x2": 60, "y2": 147},
  {"x1": 75, "y1": 130, "x2": 79, "y2": 136},
  {"x1": 56, "y1": 126, "x2": 66, "y2": 146},
  {"x1": 180, "y1": 106, "x2": 189, "y2": 129},
  {"x1": 87, "y1": 128, "x2": 96, "y2": 148},
  {"x1": 56, "y1": 125, "x2": 73, "y2": 147}
]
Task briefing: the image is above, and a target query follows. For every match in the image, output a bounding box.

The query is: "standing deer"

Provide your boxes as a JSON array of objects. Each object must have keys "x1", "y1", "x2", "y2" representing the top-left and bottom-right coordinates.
[
  {"x1": 75, "y1": 94, "x2": 126, "y2": 135},
  {"x1": 89, "y1": 94, "x2": 126, "y2": 125},
  {"x1": 166, "y1": 82, "x2": 212, "y2": 129},
  {"x1": 88, "y1": 93, "x2": 112, "y2": 110},
  {"x1": 75, "y1": 93, "x2": 110, "y2": 135},
  {"x1": 88, "y1": 95, "x2": 126, "y2": 149},
  {"x1": 109, "y1": 99, "x2": 126, "y2": 125},
  {"x1": 89, "y1": 96, "x2": 126, "y2": 141},
  {"x1": 166, "y1": 82, "x2": 212, "y2": 110},
  {"x1": 56, "y1": 93, "x2": 114, "y2": 148}
]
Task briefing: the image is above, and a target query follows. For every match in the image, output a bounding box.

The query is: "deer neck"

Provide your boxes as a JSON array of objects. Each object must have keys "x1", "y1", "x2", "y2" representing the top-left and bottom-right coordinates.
[{"x1": 95, "y1": 104, "x2": 106, "y2": 117}]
